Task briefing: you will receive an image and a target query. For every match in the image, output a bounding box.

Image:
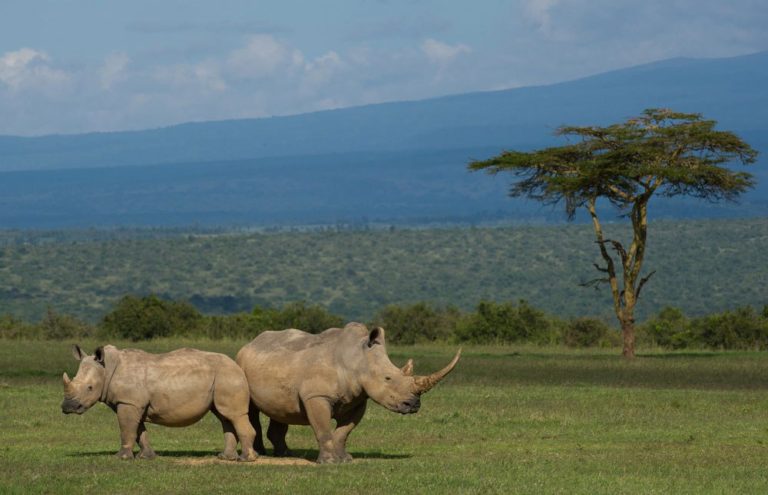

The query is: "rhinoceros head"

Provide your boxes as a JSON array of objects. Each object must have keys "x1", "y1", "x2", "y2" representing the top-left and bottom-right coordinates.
[
  {"x1": 360, "y1": 326, "x2": 461, "y2": 415},
  {"x1": 61, "y1": 344, "x2": 107, "y2": 415}
]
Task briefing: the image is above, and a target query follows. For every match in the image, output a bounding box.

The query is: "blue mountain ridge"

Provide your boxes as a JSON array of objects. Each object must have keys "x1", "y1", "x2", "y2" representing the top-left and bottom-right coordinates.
[{"x1": 0, "y1": 51, "x2": 765, "y2": 228}]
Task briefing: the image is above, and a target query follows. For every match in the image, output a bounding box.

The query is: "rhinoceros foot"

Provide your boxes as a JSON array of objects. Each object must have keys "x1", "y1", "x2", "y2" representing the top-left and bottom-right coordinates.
[
  {"x1": 316, "y1": 451, "x2": 348, "y2": 464},
  {"x1": 316, "y1": 454, "x2": 336, "y2": 464},
  {"x1": 137, "y1": 449, "x2": 157, "y2": 460},
  {"x1": 217, "y1": 451, "x2": 239, "y2": 461},
  {"x1": 115, "y1": 448, "x2": 135, "y2": 460},
  {"x1": 237, "y1": 451, "x2": 259, "y2": 462},
  {"x1": 273, "y1": 447, "x2": 294, "y2": 458}
]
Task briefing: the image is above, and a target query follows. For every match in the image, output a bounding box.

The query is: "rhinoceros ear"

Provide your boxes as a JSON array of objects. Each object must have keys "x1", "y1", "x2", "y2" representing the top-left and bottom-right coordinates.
[
  {"x1": 71, "y1": 344, "x2": 85, "y2": 361},
  {"x1": 367, "y1": 327, "x2": 385, "y2": 348},
  {"x1": 93, "y1": 346, "x2": 106, "y2": 367}
]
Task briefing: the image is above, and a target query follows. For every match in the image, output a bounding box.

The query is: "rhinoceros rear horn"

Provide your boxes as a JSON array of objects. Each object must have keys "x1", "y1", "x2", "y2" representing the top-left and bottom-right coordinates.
[
  {"x1": 413, "y1": 349, "x2": 461, "y2": 395},
  {"x1": 63, "y1": 372, "x2": 71, "y2": 386},
  {"x1": 401, "y1": 359, "x2": 414, "y2": 376}
]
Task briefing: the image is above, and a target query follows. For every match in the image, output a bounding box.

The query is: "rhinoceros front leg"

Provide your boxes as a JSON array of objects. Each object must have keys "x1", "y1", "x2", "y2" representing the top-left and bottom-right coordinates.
[
  {"x1": 136, "y1": 422, "x2": 157, "y2": 460},
  {"x1": 303, "y1": 397, "x2": 339, "y2": 464},
  {"x1": 333, "y1": 401, "x2": 367, "y2": 463},
  {"x1": 115, "y1": 404, "x2": 142, "y2": 460}
]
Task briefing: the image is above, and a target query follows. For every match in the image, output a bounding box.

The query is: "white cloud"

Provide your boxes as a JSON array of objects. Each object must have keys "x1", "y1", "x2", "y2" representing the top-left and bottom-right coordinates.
[
  {"x1": 524, "y1": 0, "x2": 561, "y2": 34},
  {"x1": 154, "y1": 59, "x2": 228, "y2": 92},
  {"x1": 0, "y1": 48, "x2": 70, "y2": 91},
  {"x1": 227, "y1": 34, "x2": 302, "y2": 79},
  {"x1": 100, "y1": 52, "x2": 130, "y2": 90},
  {"x1": 303, "y1": 51, "x2": 345, "y2": 86},
  {"x1": 421, "y1": 38, "x2": 472, "y2": 65}
]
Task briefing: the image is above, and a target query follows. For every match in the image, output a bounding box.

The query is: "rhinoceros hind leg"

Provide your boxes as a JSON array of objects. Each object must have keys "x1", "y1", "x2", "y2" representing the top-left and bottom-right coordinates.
[
  {"x1": 231, "y1": 414, "x2": 258, "y2": 462},
  {"x1": 136, "y1": 422, "x2": 157, "y2": 460},
  {"x1": 212, "y1": 410, "x2": 240, "y2": 461},
  {"x1": 249, "y1": 403, "x2": 267, "y2": 455},
  {"x1": 267, "y1": 419, "x2": 293, "y2": 457},
  {"x1": 213, "y1": 408, "x2": 257, "y2": 461}
]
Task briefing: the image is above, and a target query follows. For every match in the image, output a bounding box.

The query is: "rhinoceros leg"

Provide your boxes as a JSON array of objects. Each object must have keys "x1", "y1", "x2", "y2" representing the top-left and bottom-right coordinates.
[
  {"x1": 231, "y1": 414, "x2": 258, "y2": 462},
  {"x1": 212, "y1": 411, "x2": 239, "y2": 461},
  {"x1": 135, "y1": 422, "x2": 157, "y2": 460},
  {"x1": 333, "y1": 401, "x2": 367, "y2": 463},
  {"x1": 115, "y1": 404, "x2": 141, "y2": 460},
  {"x1": 267, "y1": 419, "x2": 292, "y2": 457},
  {"x1": 303, "y1": 397, "x2": 339, "y2": 464},
  {"x1": 212, "y1": 409, "x2": 258, "y2": 462},
  {"x1": 248, "y1": 403, "x2": 267, "y2": 455}
]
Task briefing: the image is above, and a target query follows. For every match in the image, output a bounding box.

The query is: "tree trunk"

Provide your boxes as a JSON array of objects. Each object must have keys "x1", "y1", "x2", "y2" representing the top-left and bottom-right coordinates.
[{"x1": 620, "y1": 315, "x2": 636, "y2": 359}]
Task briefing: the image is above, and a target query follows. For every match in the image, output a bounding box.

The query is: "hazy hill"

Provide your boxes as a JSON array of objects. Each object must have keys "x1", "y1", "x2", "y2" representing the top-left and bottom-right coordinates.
[
  {"x1": 1, "y1": 220, "x2": 765, "y2": 323},
  {"x1": 0, "y1": 51, "x2": 766, "y2": 228}
]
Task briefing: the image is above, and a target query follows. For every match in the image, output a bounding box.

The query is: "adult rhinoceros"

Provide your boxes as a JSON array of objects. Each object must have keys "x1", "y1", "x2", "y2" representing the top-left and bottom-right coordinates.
[
  {"x1": 236, "y1": 323, "x2": 460, "y2": 463},
  {"x1": 61, "y1": 344, "x2": 258, "y2": 461}
]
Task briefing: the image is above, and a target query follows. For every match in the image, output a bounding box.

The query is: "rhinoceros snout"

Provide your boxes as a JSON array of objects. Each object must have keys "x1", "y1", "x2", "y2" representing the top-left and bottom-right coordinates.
[
  {"x1": 397, "y1": 397, "x2": 421, "y2": 414},
  {"x1": 61, "y1": 398, "x2": 85, "y2": 415}
]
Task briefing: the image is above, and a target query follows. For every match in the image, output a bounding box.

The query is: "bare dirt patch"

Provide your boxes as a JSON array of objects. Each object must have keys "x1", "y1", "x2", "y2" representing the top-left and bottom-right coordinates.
[{"x1": 174, "y1": 457, "x2": 316, "y2": 467}]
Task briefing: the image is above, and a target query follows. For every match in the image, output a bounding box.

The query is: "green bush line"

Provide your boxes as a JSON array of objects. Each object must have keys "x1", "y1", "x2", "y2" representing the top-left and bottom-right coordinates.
[{"x1": 2, "y1": 294, "x2": 767, "y2": 350}]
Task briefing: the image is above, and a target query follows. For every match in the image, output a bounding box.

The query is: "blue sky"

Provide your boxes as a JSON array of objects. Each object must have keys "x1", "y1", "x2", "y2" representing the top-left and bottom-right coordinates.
[{"x1": 1, "y1": 0, "x2": 766, "y2": 135}]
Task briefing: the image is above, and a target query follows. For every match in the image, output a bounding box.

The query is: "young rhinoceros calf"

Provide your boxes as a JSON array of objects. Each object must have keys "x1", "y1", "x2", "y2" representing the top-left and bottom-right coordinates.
[
  {"x1": 236, "y1": 323, "x2": 460, "y2": 464},
  {"x1": 61, "y1": 344, "x2": 258, "y2": 461}
]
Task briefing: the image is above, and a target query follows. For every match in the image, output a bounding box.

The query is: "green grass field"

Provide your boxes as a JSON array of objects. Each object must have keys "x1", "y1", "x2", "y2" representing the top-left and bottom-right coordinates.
[{"x1": 2, "y1": 339, "x2": 767, "y2": 494}]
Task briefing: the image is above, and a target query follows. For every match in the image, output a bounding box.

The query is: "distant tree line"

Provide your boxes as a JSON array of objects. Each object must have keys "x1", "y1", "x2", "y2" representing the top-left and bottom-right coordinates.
[{"x1": 1, "y1": 294, "x2": 767, "y2": 350}]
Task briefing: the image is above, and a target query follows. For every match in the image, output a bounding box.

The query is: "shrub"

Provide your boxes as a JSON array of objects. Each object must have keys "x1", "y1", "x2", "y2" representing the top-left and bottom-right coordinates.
[
  {"x1": 639, "y1": 306, "x2": 693, "y2": 349},
  {"x1": 455, "y1": 300, "x2": 558, "y2": 344},
  {"x1": 563, "y1": 317, "x2": 614, "y2": 348},
  {"x1": 100, "y1": 294, "x2": 203, "y2": 341},
  {"x1": 690, "y1": 306, "x2": 768, "y2": 350},
  {"x1": 252, "y1": 301, "x2": 344, "y2": 334},
  {"x1": 200, "y1": 313, "x2": 267, "y2": 340},
  {"x1": 371, "y1": 302, "x2": 459, "y2": 344},
  {"x1": 0, "y1": 313, "x2": 38, "y2": 339},
  {"x1": 38, "y1": 307, "x2": 94, "y2": 340}
]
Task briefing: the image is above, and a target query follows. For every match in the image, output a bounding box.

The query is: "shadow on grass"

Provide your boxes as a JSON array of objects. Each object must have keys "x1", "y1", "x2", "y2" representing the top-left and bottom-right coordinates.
[
  {"x1": 283, "y1": 449, "x2": 411, "y2": 461},
  {"x1": 68, "y1": 449, "x2": 411, "y2": 461},
  {"x1": 638, "y1": 352, "x2": 720, "y2": 359},
  {"x1": 68, "y1": 449, "x2": 218, "y2": 458}
]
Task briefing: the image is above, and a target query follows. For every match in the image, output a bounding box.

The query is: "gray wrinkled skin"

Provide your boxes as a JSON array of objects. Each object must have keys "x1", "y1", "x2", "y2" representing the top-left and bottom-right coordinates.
[
  {"x1": 236, "y1": 322, "x2": 460, "y2": 464},
  {"x1": 62, "y1": 344, "x2": 257, "y2": 461}
]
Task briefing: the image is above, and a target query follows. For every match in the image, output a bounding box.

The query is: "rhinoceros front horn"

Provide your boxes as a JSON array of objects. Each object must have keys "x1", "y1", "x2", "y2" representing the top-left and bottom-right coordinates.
[{"x1": 413, "y1": 349, "x2": 461, "y2": 395}]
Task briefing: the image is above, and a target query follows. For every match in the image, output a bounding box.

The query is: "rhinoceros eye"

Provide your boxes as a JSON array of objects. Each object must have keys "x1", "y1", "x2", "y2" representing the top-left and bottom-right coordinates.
[
  {"x1": 87, "y1": 385, "x2": 93, "y2": 391},
  {"x1": 385, "y1": 376, "x2": 391, "y2": 381}
]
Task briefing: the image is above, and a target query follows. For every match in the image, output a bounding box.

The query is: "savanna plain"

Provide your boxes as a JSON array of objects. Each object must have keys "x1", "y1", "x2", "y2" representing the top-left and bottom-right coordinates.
[{"x1": 2, "y1": 339, "x2": 767, "y2": 494}]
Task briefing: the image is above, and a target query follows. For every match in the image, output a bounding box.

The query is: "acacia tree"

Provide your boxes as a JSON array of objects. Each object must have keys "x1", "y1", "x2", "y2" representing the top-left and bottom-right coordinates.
[{"x1": 469, "y1": 109, "x2": 757, "y2": 358}]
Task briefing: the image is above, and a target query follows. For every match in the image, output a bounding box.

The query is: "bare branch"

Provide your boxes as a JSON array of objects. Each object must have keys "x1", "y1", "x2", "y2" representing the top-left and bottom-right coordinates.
[
  {"x1": 580, "y1": 277, "x2": 610, "y2": 290},
  {"x1": 635, "y1": 270, "x2": 657, "y2": 299},
  {"x1": 592, "y1": 263, "x2": 609, "y2": 273},
  {"x1": 598, "y1": 238, "x2": 628, "y2": 267}
]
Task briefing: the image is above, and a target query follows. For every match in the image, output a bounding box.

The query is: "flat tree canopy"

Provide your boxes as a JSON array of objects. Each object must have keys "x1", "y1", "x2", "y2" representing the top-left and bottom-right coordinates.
[{"x1": 470, "y1": 108, "x2": 758, "y2": 358}]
